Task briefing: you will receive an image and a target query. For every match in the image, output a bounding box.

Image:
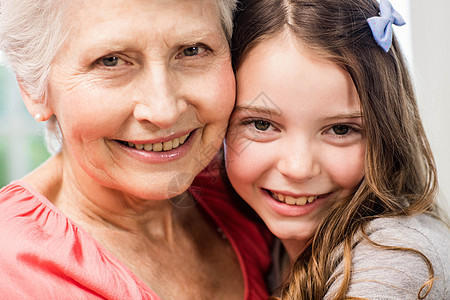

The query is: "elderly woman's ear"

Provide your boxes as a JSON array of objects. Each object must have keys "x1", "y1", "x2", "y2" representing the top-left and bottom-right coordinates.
[{"x1": 17, "y1": 78, "x2": 53, "y2": 122}]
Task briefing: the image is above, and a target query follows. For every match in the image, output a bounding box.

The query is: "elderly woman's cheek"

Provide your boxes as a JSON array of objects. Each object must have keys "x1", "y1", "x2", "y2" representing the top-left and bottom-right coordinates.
[
  {"x1": 206, "y1": 60, "x2": 236, "y2": 119},
  {"x1": 181, "y1": 58, "x2": 235, "y2": 122},
  {"x1": 49, "y1": 78, "x2": 131, "y2": 145}
]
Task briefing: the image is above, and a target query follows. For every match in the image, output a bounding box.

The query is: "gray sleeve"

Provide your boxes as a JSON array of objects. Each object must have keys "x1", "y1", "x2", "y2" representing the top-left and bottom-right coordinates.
[{"x1": 324, "y1": 216, "x2": 449, "y2": 300}]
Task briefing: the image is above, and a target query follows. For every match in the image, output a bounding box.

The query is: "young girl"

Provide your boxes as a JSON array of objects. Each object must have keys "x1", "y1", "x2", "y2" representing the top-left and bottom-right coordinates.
[{"x1": 225, "y1": 0, "x2": 450, "y2": 298}]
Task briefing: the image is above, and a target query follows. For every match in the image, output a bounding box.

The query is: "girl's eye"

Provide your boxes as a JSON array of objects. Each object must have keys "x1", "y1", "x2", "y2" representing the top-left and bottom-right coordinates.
[
  {"x1": 254, "y1": 120, "x2": 271, "y2": 131},
  {"x1": 235, "y1": 118, "x2": 279, "y2": 136},
  {"x1": 332, "y1": 125, "x2": 350, "y2": 135}
]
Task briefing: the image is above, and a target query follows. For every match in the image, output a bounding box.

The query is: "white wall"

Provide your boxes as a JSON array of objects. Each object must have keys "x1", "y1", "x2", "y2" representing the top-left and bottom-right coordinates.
[
  {"x1": 409, "y1": 0, "x2": 450, "y2": 213},
  {"x1": 383, "y1": 0, "x2": 449, "y2": 214}
]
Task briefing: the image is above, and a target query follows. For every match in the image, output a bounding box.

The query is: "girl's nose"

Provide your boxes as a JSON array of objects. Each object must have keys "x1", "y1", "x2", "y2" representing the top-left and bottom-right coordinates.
[{"x1": 276, "y1": 142, "x2": 320, "y2": 182}]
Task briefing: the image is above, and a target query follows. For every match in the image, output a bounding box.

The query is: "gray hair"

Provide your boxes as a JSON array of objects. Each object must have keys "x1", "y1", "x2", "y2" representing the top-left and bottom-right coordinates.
[
  {"x1": 0, "y1": 0, "x2": 237, "y2": 153},
  {"x1": 0, "y1": 0, "x2": 70, "y2": 101},
  {"x1": 217, "y1": 0, "x2": 238, "y2": 42},
  {"x1": 0, "y1": 0, "x2": 237, "y2": 102}
]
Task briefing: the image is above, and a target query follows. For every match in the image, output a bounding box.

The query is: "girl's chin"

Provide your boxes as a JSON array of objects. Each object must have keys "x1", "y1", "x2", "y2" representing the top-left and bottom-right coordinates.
[{"x1": 269, "y1": 225, "x2": 316, "y2": 243}]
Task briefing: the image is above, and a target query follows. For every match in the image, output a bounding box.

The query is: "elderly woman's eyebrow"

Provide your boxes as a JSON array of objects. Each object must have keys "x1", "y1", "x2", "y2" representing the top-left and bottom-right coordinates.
[
  {"x1": 82, "y1": 31, "x2": 225, "y2": 54},
  {"x1": 177, "y1": 31, "x2": 226, "y2": 42}
]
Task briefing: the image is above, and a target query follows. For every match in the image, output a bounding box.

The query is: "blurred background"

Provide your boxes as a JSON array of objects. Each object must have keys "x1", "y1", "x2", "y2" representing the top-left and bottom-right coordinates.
[
  {"x1": 0, "y1": 59, "x2": 49, "y2": 186},
  {"x1": 0, "y1": 0, "x2": 449, "y2": 212}
]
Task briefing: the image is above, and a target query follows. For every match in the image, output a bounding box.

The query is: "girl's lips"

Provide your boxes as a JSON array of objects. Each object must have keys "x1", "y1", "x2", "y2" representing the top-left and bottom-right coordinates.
[
  {"x1": 262, "y1": 188, "x2": 332, "y2": 217},
  {"x1": 267, "y1": 189, "x2": 331, "y2": 206}
]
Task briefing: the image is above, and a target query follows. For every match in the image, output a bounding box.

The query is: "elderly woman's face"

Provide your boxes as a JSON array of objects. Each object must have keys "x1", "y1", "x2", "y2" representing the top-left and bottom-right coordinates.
[{"x1": 48, "y1": 0, "x2": 235, "y2": 199}]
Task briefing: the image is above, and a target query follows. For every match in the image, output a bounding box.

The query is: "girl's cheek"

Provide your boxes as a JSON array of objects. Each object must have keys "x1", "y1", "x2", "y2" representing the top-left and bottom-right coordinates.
[
  {"x1": 327, "y1": 147, "x2": 365, "y2": 189},
  {"x1": 225, "y1": 127, "x2": 246, "y2": 154}
]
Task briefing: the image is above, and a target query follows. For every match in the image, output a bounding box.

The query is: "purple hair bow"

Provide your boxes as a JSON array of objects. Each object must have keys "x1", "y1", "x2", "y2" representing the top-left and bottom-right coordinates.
[{"x1": 367, "y1": 0, "x2": 406, "y2": 52}]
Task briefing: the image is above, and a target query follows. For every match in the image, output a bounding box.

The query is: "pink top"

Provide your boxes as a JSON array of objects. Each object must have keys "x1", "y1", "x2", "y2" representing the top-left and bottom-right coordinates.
[{"x1": 0, "y1": 169, "x2": 271, "y2": 299}]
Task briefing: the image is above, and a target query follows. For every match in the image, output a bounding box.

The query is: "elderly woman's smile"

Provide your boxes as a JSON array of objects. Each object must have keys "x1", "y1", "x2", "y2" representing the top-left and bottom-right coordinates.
[
  {"x1": 112, "y1": 129, "x2": 195, "y2": 162},
  {"x1": 115, "y1": 131, "x2": 192, "y2": 152},
  {"x1": 46, "y1": 0, "x2": 235, "y2": 200}
]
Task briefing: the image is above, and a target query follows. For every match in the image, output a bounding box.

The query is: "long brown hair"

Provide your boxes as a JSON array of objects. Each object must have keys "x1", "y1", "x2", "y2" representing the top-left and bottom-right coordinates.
[{"x1": 232, "y1": 0, "x2": 443, "y2": 298}]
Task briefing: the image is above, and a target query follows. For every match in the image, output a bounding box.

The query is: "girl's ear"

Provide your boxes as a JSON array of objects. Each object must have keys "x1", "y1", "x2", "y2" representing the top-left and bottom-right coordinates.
[{"x1": 17, "y1": 79, "x2": 54, "y2": 122}]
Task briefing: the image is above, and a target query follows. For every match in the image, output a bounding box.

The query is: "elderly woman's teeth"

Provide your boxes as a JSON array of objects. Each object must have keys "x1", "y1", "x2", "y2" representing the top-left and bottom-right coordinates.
[
  {"x1": 272, "y1": 192, "x2": 317, "y2": 206},
  {"x1": 127, "y1": 133, "x2": 189, "y2": 152}
]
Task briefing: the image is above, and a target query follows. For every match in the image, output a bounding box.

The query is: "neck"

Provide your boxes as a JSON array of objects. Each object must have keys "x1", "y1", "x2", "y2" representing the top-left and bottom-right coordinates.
[
  {"x1": 281, "y1": 238, "x2": 312, "y2": 266},
  {"x1": 25, "y1": 152, "x2": 190, "y2": 242}
]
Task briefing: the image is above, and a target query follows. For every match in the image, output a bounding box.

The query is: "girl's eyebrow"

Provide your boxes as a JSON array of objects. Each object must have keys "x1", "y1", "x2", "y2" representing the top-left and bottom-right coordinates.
[
  {"x1": 233, "y1": 105, "x2": 282, "y2": 116},
  {"x1": 234, "y1": 105, "x2": 362, "y2": 120},
  {"x1": 322, "y1": 112, "x2": 363, "y2": 121}
]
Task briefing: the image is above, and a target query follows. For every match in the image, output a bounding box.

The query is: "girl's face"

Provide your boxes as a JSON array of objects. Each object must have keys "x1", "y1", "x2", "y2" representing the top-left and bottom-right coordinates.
[{"x1": 225, "y1": 34, "x2": 366, "y2": 252}]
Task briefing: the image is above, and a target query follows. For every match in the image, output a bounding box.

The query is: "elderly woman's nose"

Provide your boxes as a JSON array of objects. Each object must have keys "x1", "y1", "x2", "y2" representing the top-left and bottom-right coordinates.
[{"x1": 133, "y1": 67, "x2": 187, "y2": 129}]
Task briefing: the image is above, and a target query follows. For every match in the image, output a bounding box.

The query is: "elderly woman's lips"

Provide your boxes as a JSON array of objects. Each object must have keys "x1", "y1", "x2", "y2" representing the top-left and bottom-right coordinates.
[
  {"x1": 116, "y1": 132, "x2": 191, "y2": 152},
  {"x1": 113, "y1": 130, "x2": 198, "y2": 164}
]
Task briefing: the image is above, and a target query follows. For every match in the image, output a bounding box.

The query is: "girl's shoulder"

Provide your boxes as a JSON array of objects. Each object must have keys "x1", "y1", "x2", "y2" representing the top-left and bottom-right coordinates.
[
  {"x1": 326, "y1": 214, "x2": 450, "y2": 299},
  {"x1": 365, "y1": 213, "x2": 450, "y2": 249}
]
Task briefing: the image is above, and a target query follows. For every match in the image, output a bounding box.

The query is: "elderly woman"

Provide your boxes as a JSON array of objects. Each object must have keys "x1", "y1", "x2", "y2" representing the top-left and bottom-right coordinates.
[{"x1": 0, "y1": 0, "x2": 271, "y2": 299}]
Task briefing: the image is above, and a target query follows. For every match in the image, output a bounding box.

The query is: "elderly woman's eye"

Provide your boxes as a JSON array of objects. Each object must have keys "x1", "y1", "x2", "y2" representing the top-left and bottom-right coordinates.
[
  {"x1": 183, "y1": 47, "x2": 201, "y2": 56},
  {"x1": 102, "y1": 56, "x2": 119, "y2": 66},
  {"x1": 97, "y1": 56, "x2": 126, "y2": 67},
  {"x1": 177, "y1": 45, "x2": 209, "y2": 58}
]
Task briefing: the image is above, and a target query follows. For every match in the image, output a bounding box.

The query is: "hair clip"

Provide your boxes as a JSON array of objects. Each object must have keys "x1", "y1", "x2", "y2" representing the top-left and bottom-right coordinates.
[{"x1": 367, "y1": 0, "x2": 406, "y2": 52}]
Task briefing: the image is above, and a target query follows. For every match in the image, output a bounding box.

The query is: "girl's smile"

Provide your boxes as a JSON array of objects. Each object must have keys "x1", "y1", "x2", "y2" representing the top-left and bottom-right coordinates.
[
  {"x1": 262, "y1": 188, "x2": 333, "y2": 217},
  {"x1": 267, "y1": 189, "x2": 332, "y2": 206}
]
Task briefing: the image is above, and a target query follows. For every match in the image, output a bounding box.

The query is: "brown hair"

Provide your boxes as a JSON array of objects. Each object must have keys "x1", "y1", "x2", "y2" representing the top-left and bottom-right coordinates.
[{"x1": 231, "y1": 0, "x2": 444, "y2": 298}]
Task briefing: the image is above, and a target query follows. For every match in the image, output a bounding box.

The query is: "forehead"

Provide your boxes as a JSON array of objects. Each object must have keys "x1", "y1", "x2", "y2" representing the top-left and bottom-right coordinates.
[
  {"x1": 64, "y1": 0, "x2": 223, "y2": 49},
  {"x1": 236, "y1": 33, "x2": 360, "y2": 115}
]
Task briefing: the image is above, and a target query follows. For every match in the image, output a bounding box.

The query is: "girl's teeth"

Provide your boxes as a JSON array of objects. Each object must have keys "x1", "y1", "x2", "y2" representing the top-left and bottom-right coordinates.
[
  {"x1": 126, "y1": 133, "x2": 189, "y2": 152},
  {"x1": 285, "y1": 196, "x2": 296, "y2": 205},
  {"x1": 296, "y1": 197, "x2": 307, "y2": 206},
  {"x1": 273, "y1": 192, "x2": 317, "y2": 206}
]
